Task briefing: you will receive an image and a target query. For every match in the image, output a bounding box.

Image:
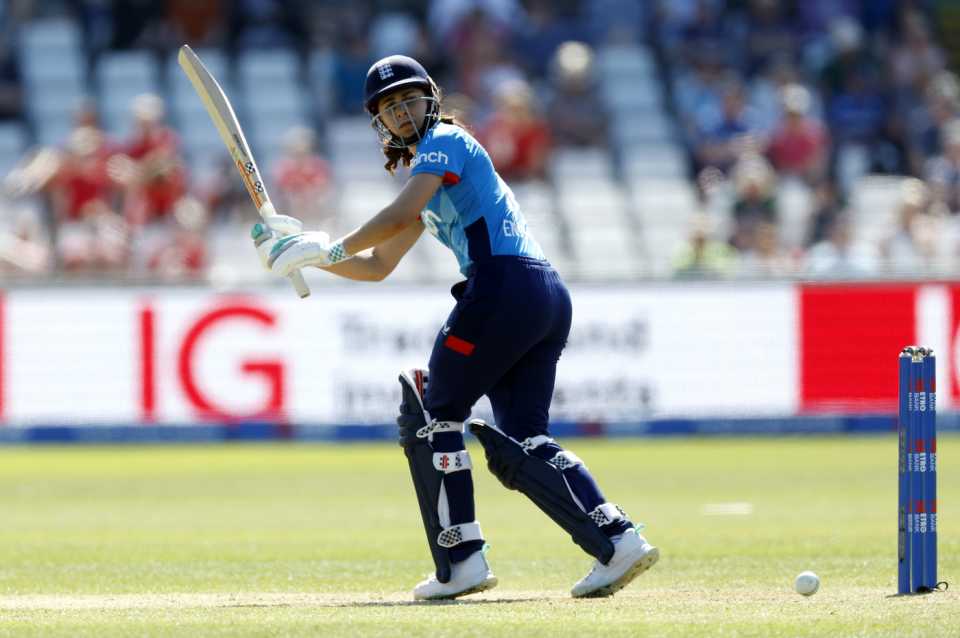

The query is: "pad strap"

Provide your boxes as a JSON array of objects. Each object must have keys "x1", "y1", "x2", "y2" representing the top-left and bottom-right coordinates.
[
  {"x1": 417, "y1": 420, "x2": 465, "y2": 440},
  {"x1": 433, "y1": 450, "x2": 473, "y2": 473},
  {"x1": 550, "y1": 450, "x2": 584, "y2": 470},
  {"x1": 588, "y1": 502, "x2": 627, "y2": 527},
  {"x1": 520, "y1": 435, "x2": 554, "y2": 451},
  {"x1": 437, "y1": 521, "x2": 484, "y2": 548}
]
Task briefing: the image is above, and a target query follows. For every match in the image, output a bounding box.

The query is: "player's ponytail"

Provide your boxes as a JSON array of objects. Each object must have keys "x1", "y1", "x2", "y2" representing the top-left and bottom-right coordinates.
[{"x1": 382, "y1": 79, "x2": 468, "y2": 174}]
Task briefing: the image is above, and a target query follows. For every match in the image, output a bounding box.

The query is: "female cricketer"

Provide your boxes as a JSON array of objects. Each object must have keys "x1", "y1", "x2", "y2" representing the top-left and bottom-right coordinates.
[{"x1": 253, "y1": 55, "x2": 658, "y2": 600}]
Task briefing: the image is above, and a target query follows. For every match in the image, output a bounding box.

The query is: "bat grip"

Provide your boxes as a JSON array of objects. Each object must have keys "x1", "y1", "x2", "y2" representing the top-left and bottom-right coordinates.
[{"x1": 259, "y1": 202, "x2": 311, "y2": 298}]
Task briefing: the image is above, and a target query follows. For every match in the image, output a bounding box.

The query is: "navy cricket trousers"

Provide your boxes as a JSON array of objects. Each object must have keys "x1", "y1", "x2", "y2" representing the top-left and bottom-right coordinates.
[{"x1": 424, "y1": 256, "x2": 572, "y2": 441}]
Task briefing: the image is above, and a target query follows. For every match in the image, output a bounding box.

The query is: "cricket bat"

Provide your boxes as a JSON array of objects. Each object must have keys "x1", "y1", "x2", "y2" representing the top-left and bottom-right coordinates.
[{"x1": 177, "y1": 44, "x2": 310, "y2": 298}]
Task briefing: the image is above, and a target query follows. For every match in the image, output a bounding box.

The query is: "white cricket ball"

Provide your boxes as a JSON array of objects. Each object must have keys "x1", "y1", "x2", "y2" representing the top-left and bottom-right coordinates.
[{"x1": 795, "y1": 571, "x2": 820, "y2": 596}]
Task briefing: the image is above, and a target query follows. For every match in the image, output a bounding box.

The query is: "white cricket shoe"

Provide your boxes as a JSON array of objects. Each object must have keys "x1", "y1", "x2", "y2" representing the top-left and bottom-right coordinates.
[
  {"x1": 571, "y1": 528, "x2": 659, "y2": 598},
  {"x1": 413, "y1": 550, "x2": 498, "y2": 601}
]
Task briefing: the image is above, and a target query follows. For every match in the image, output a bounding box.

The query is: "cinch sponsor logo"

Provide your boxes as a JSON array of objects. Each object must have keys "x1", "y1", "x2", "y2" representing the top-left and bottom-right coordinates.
[{"x1": 412, "y1": 150, "x2": 449, "y2": 166}]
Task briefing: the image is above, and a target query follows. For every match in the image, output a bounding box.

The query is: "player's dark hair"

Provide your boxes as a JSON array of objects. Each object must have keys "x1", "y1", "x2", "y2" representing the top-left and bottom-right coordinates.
[{"x1": 382, "y1": 80, "x2": 465, "y2": 174}]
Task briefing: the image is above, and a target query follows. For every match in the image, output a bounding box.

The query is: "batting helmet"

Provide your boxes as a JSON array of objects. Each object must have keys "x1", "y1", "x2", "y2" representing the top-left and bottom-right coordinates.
[{"x1": 364, "y1": 55, "x2": 440, "y2": 147}]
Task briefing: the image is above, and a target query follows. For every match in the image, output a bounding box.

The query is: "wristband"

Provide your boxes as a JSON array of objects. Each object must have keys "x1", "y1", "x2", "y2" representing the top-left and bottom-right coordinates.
[{"x1": 328, "y1": 240, "x2": 350, "y2": 264}]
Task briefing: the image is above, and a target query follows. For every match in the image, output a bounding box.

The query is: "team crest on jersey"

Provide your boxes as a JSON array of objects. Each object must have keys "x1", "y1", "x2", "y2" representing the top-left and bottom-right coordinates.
[{"x1": 377, "y1": 63, "x2": 393, "y2": 80}]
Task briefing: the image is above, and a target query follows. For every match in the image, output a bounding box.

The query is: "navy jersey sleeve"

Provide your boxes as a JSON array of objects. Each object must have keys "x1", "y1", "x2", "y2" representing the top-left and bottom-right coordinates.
[{"x1": 410, "y1": 127, "x2": 467, "y2": 185}]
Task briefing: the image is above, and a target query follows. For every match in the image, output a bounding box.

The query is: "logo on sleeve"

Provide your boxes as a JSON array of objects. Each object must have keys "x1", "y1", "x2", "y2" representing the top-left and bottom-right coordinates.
[{"x1": 412, "y1": 150, "x2": 449, "y2": 167}]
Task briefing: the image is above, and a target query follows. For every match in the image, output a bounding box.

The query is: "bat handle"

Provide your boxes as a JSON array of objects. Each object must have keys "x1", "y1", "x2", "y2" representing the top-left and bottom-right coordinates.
[
  {"x1": 288, "y1": 271, "x2": 310, "y2": 298},
  {"x1": 259, "y1": 202, "x2": 311, "y2": 298}
]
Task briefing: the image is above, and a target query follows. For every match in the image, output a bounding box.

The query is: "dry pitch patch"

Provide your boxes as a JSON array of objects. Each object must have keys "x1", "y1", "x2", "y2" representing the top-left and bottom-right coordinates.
[
  {"x1": 1, "y1": 589, "x2": 957, "y2": 638},
  {"x1": 3, "y1": 591, "x2": 546, "y2": 610},
  {"x1": 0, "y1": 588, "x2": 954, "y2": 612}
]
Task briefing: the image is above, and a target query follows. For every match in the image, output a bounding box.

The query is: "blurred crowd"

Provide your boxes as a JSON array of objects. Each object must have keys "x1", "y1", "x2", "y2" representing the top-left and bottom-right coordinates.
[
  {"x1": 659, "y1": 0, "x2": 960, "y2": 279},
  {"x1": 0, "y1": 0, "x2": 957, "y2": 282}
]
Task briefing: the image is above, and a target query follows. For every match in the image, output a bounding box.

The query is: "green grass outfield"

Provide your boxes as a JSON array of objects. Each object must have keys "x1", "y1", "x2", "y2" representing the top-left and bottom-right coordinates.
[{"x1": 0, "y1": 436, "x2": 956, "y2": 637}]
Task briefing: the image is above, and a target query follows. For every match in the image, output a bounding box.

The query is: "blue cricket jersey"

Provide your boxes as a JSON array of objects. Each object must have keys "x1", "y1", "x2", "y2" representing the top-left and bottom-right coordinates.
[{"x1": 410, "y1": 122, "x2": 545, "y2": 276}]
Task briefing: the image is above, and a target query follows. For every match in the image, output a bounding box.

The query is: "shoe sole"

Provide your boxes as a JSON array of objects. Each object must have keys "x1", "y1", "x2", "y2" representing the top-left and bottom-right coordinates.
[
  {"x1": 573, "y1": 546, "x2": 660, "y2": 599},
  {"x1": 417, "y1": 575, "x2": 499, "y2": 601}
]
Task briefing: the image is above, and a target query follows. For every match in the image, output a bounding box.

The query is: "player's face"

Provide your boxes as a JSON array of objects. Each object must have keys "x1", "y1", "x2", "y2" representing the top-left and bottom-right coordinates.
[{"x1": 378, "y1": 88, "x2": 428, "y2": 138}]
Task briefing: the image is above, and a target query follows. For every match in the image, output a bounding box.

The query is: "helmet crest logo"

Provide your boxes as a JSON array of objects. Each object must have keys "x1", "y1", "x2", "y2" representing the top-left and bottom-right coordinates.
[{"x1": 377, "y1": 64, "x2": 394, "y2": 80}]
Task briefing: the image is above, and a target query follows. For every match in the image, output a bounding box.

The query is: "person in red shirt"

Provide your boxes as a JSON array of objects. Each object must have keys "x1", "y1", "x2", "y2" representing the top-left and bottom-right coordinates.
[
  {"x1": 768, "y1": 83, "x2": 829, "y2": 183},
  {"x1": 478, "y1": 79, "x2": 551, "y2": 182},
  {"x1": 272, "y1": 126, "x2": 333, "y2": 227},
  {"x1": 115, "y1": 94, "x2": 188, "y2": 227},
  {"x1": 110, "y1": 94, "x2": 195, "y2": 276},
  {"x1": 9, "y1": 123, "x2": 127, "y2": 271}
]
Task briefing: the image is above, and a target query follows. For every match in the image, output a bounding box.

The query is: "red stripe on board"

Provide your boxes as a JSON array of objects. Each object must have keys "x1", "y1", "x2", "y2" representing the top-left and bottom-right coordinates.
[
  {"x1": 799, "y1": 284, "x2": 916, "y2": 412},
  {"x1": 0, "y1": 293, "x2": 4, "y2": 421},
  {"x1": 444, "y1": 334, "x2": 475, "y2": 356},
  {"x1": 950, "y1": 286, "x2": 960, "y2": 402},
  {"x1": 139, "y1": 305, "x2": 156, "y2": 422}
]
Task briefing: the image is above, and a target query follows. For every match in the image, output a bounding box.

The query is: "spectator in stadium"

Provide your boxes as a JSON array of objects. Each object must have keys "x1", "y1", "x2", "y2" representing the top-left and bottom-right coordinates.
[
  {"x1": 740, "y1": 0, "x2": 798, "y2": 79},
  {"x1": 728, "y1": 153, "x2": 779, "y2": 253},
  {"x1": 736, "y1": 219, "x2": 796, "y2": 278},
  {"x1": 147, "y1": 197, "x2": 208, "y2": 280},
  {"x1": 673, "y1": 44, "x2": 734, "y2": 162},
  {"x1": 545, "y1": 41, "x2": 608, "y2": 148},
  {"x1": 673, "y1": 0, "x2": 726, "y2": 66},
  {"x1": 513, "y1": 0, "x2": 585, "y2": 79},
  {"x1": 926, "y1": 119, "x2": 960, "y2": 215},
  {"x1": 805, "y1": 178, "x2": 845, "y2": 247},
  {"x1": 112, "y1": 94, "x2": 187, "y2": 227},
  {"x1": 429, "y1": 0, "x2": 522, "y2": 55},
  {"x1": 445, "y1": 7, "x2": 524, "y2": 117},
  {"x1": 0, "y1": 205, "x2": 51, "y2": 276},
  {"x1": 803, "y1": 211, "x2": 878, "y2": 278},
  {"x1": 226, "y1": 0, "x2": 307, "y2": 52},
  {"x1": 694, "y1": 80, "x2": 766, "y2": 175},
  {"x1": 165, "y1": 0, "x2": 227, "y2": 47},
  {"x1": 881, "y1": 177, "x2": 942, "y2": 275},
  {"x1": 767, "y1": 84, "x2": 829, "y2": 183},
  {"x1": 272, "y1": 126, "x2": 334, "y2": 228},
  {"x1": 479, "y1": 78, "x2": 551, "y2": 182},
  {"x1": 890, "y1": 10, "x2": 946, "y2": 92},
  {"x1": 44, "y1": 126, "x2": 128, "y2": 272},
  {"x1": 255, "y1": 54, "x2": 657, "y2": 601},
  {"x1": 673, "y1": 212, "x2": 736, "y2": 279},
  {"x1": 109, "y1": 94, "x2": 189, "y2": 274},
  {"x1": 820, "y1": 17, "x2": 894, "y2": 177},
  {"x1": 747, "y1": 55, "x2": 810, "y2": 134},
  {"x1": 0, "y1": 7, "x2": 22, "y2": 121},
  {"x1": 332, "y1": 31, "x2": 374, "y2": 115},
  {"x1": 905, "y1": 71, "x2": 960, "y2": 175}
]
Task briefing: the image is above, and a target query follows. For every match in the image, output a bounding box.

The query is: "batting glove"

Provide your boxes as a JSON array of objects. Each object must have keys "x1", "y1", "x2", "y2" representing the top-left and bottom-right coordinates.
[
  {"x1": 267, "y1": 232, "x2": 349, "y2": 276},
  {"x1": 250, "y1": 214, "x2": 304, "y2": 271}
]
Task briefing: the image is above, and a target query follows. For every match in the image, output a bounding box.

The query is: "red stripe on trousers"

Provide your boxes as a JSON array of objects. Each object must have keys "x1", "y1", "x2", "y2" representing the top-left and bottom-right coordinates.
[{"x1": 444, "y1": 334, "x2": 475, "y2": 356}]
